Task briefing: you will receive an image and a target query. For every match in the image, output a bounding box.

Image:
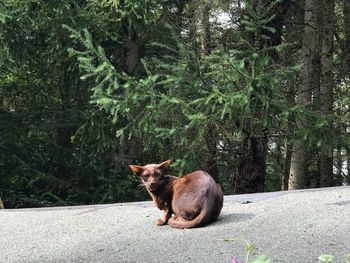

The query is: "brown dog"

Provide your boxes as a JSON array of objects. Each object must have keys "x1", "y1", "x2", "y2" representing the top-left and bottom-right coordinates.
[{"x1": 129, "y1": 160, "x2": 223, "y2": 229}]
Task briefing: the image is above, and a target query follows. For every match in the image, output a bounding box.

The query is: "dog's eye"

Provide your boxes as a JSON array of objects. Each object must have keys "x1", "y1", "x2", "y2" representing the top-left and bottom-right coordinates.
[{"x1": 142, "y1": 174, "x2": 150, "y2": 179}]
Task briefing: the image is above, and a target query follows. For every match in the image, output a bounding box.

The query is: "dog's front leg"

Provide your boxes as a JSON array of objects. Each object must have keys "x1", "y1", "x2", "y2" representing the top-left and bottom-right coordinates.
[{"x1": 156, "y1": 207, "x2": 172, "y2": 226}]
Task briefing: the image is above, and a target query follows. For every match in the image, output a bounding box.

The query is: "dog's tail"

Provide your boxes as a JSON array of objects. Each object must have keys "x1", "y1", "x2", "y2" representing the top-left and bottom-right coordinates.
[{"x1": 168, "y1": 207, "x2": 210, "y2": 229}]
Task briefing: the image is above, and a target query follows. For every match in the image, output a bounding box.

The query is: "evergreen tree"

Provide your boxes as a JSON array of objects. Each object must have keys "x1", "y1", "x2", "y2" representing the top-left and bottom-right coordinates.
[{"x1": 0, "y1": 0, "x2": 349, "y2": 208}]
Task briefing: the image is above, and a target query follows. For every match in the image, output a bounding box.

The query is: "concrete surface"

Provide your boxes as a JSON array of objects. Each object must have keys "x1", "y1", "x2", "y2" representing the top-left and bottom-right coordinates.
[{"x1": 0, "y1": 187, "x2": 349, "y2": 263}]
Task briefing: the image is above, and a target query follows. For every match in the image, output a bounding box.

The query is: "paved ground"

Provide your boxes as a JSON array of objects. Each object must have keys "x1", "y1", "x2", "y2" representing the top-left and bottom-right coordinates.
[{"x1": 1, "y1": 187, "x2": 349, "y2": 263}]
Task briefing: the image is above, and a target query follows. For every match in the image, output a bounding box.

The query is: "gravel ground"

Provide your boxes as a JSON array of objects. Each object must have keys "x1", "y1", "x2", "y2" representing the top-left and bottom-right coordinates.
[{"x1": 1, "y1": 187, "x2": 349, "y2": 263}]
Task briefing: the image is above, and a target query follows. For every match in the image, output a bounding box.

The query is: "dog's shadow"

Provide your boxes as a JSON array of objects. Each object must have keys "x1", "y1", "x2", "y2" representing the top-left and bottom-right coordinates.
[{"x1": 214, "y1": 212, "x2": 255, "y2": 226}]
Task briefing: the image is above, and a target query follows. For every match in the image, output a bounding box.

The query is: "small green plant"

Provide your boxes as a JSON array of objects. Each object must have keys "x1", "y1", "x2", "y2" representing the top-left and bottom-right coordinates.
[
  {"x1": 318, "y1": 254, "x2": 334, "y2": 262},
  {"x1": 226, "y1": 238, "x2": 349, "y2": 263},
  {"x1": 224, "y1": 238, "x2": 270, "y2": 263},
  {"x1": 318, "y1": 253, "x2": 350, "y2": 263}
]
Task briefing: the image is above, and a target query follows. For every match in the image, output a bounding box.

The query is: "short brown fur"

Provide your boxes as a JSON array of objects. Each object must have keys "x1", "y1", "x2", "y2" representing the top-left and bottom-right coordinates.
[{"x1": 129, "y1": 160, "x2": 223, "y2": 229}]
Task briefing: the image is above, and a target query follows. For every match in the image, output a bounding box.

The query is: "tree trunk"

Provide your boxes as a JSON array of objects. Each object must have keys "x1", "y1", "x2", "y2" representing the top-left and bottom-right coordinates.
[
  {"x1": 283, "y1": 140, "x2": 292, "y2": 190},
  {"x1": 312, "y1": 1, "x2": 322, "y2": 111},
  {"x1": 233, "y1": 136, "x2": 267, "y2": 194},
  {"x1": 233, "y1": 0, "x2": 288, "y2": 193},
  {"x1": 56, "y1": 64, "x2": 72, "y2": 199},
  {"x1": 124, "y1": 38, "x2": 145, "y2": 77},
  {"x1": 343, "y1": 0, "x2": 350, "y2": 68},
  {"x1": 335, "y1": 145, "x2": 343, "y2": 185},
  {"x1": 348, "y1": 148, "x2": 350, "y2": 185},
  {"x1": 121, "y1": 6, "x2": 146, "y2": 78},
  {"x1": 199, "y1": 2, "x2": 219, "y2": 182},
  {"x1": 189, "y1": 6, "x2": 198, "y2": 54},
  {"x1": 343, "y1": 0, "x2": 350, "y2": 186},
  {"x1": 289, "y1": 0, "x2": 319, "y2": 190},
  {"x1": 200, "y1": 3, "x2": 211, "y2": 58},
  {"x1": 0, "y1": 197, "x2": 4, "y2": 209},
  {"x1": 289, "y1": 143, "x2": 307, "y2": 189},
  {"x1": 319, "y1": 152, "x2": 333, "y2": 187},
  {"x1": 281, "y1": 3, "x2": 297, "y2": 191},
  {"x1": 319, "y1": 0, "x2": 334, "y2": 187}
]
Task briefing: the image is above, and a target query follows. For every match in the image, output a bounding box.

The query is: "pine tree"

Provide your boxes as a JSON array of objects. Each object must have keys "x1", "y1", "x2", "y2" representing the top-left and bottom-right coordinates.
[
  {"x1": 319, "y1": 0, "x2": 334, "y2": 187},
  {"x1": 289, "y1": 0, "x2": 320, "y2": 190}
]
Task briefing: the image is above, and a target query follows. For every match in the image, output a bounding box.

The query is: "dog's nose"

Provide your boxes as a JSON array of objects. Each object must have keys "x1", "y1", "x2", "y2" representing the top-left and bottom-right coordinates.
[{"x1": 149, "y1": 183, "x2": 157, "y2": 191}]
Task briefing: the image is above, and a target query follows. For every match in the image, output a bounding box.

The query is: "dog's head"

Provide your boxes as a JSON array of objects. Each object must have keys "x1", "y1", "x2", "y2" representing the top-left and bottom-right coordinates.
[{"x1": 129, "y1": 160, "x2": 172, "y2": 192}]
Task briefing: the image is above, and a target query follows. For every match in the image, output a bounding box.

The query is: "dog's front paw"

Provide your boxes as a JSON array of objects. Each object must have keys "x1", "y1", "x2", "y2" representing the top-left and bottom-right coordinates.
[{"x1": 156, "y1": 218, "x2": 166, "y2": 226}]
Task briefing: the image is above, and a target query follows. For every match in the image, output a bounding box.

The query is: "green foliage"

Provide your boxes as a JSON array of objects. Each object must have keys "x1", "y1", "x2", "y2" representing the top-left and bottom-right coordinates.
[
  {"x1": 0, "y1": 0, "x2": 147, "y2": 207},
  {"x1": 227, "y1": 239, "x2": 348, "y2": 263},
  {"x1": 96, "y1": 0, "x2": 160, "y2": 25},
  {"x1": 224, "y1": 238, "x2": 270, "y2": 263},
  {"x1": 67, "y1": 1, "x2": 300, "y2": 179},
  {"x1": 250, "y1": 255, "x2": 270, "y2": 263},
  {"x1": 0, "y1": 0, "x2": 349, "y2": 207},
  {"x1": 318, "y1": 254, "x2": 334, "y2": 262}
]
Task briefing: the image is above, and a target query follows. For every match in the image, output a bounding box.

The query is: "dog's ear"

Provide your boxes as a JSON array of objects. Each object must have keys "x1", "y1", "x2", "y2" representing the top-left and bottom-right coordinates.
[
  {"x1": 157, "y1": 159, "x2": 172, "y2": 171},
  {"x1": 129, "y1": 164, "x2": 144, "y2": 175}
]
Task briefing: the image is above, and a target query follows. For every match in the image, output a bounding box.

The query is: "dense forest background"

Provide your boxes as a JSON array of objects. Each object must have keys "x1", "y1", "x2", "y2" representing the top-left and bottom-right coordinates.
[{"x1": 0, "y1": 0, "x2": 349, "y2": 208}]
